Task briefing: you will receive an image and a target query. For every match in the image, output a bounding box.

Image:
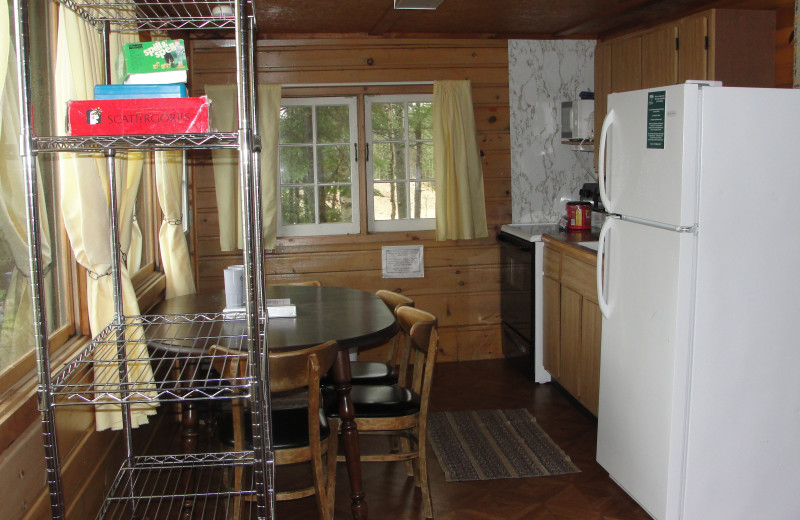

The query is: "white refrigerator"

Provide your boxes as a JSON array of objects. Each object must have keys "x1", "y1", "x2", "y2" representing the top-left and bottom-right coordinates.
[{"x1": 594, "y1": 82, "x2": 800, "y2": 520}]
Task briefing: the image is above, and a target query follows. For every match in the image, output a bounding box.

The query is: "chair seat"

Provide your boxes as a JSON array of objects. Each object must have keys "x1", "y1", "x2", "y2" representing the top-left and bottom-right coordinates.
[
  {"x1": 321, "y1": 361, "x2": 399, "y2": 386},
  {"x1": 325, "y1": 384, "x2": 421, "y2": 418},
  {"x1": 218, "y1": 407, "x2": 330, "y2": 450}
]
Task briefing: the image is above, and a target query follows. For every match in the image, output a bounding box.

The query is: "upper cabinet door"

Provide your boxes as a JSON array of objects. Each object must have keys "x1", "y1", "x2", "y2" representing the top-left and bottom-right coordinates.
[
  {"x1": 611, "y1": 36, "x2": 642, "y2": 93},
  {"x1": 642, "y1": 24, "x2": 679, "y2": 89},
  {"x1": 678, "y1": 13, "x2": 709, "y2": 83}
]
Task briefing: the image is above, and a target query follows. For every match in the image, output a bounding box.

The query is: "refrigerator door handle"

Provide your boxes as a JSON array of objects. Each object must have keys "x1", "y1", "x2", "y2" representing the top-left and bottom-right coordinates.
[
  {"x1": 596, "y1": 215, "x2": 614, "y2": 319},
  {"x1": 597, "y1": 109, "x2": 616, "y2": 213}
]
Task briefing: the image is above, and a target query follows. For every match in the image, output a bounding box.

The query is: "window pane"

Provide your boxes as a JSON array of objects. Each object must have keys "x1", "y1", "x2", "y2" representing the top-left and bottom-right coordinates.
[
  {"x1": 279, "y1": 105, "x2": 313, "y2": 144},
  {"x1": 281, "y1": 186, "x2": 315, "y2": 225},
  {"x1": 316, "y1": 105, "x2": 350, "y2": 144},
  {"x1": 319, "y1": 185, "x2": 353, "y2": 224},
  {"x1": 372, "y1": 181, "x2": 409, "y2": 221},
  {"x1": 371, "y1": 102, "x2": 404, "y2": 141},
  {"x1": 0, "y1": 159, "x2": 69, "y2": 374},
  {"x1": 409, "y1": 102, "x2": 433, "y2": 140},
  {"x1": 317, "y1": 145, "x2": 351, "y2": 183},
  {"x1": 410, "y1": 181, "x2": 436, "y2": 219},
  {"x1": 372, "y1": 142, "x2": 406, "y2": 181},
  {"x1": 408, "y1": 141, "x2": 433, "y2": 181},
  {"x1": 280, "y1": 146, "x2": 314, "y2": 184}
]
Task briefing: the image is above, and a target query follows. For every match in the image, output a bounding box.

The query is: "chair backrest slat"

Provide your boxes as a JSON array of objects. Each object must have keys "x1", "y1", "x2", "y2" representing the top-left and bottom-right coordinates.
[
  {"x1": 396, "y1": 306, "x2": 438, "y2": 405},
  {"x1": 209, "y1": 340, "x2": 339, "y2": 393}
]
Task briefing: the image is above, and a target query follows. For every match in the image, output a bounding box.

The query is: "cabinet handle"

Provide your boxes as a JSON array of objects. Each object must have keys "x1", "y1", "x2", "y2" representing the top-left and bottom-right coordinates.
[{"x1": 354, "y1": 143, "x2": 358, "y2": 162}]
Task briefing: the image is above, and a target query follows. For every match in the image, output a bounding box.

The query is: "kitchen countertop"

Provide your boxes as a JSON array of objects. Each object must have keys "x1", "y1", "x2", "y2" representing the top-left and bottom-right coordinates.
[{"x1": 542, "y1": 227, "x2": 602, "y2": 260}]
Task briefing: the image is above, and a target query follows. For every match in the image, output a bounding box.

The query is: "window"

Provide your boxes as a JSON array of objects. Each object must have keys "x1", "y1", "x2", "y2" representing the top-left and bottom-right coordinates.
[
  {"x1": 278, "y1": 97, "x2": 359, "y2": 236},
  {"x1": 276, "y1": 93, "x2": 435, "y2": 238},
  {"x1": 1, "y1": 4, "x2": 72, "y2": 382},
  {"x1": 366, "y1": 95, "x2": 435, "y2": 232},
  {"x1": 0, "y1": 155, "x2": 71, "y2": 375}
]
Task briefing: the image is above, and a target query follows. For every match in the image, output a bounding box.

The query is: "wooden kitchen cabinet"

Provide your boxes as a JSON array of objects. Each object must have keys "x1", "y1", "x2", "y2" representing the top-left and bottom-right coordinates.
[
  {"x1": 542, "y1": 245, "x2": 562, "y2": 378},
  {"x1": 542, "y1": 239, "x2": 601, "y2": 415},
  {"x1": 580, "y1": 299, "x2": 602, "y2": 414},
  {"x1": 595, "y1": 8, "x2": 775, "y2": 170},
  {"x1": 642, "y1": 24, "x2": 678, "y2": 88}
]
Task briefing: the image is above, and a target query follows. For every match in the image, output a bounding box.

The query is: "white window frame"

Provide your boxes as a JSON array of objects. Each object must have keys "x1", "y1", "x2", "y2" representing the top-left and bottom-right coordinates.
[
  {"x1": 277, "y1": 97, "x2": 360, "y2": 237},
  {"x1": 365, "y1": 94, "x2": 435, "y2": 233}
]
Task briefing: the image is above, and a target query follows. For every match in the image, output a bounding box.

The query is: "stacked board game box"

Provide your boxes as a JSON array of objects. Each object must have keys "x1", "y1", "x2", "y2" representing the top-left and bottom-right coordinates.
[
  {"x1": 117, "y1": 40, "x2": 187, "y2": 85},
  {"x1": 67, "y1": 97, "x2": 209, "y2": 136},
  {"x1": 93, "y1": 83, "x2": 187, "y2": 99}
]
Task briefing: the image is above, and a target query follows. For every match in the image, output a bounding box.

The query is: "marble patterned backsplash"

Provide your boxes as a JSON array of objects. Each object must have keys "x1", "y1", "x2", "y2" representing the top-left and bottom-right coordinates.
[{"x1": 509, "y1": 40, "x2": 597, "y2": 224}]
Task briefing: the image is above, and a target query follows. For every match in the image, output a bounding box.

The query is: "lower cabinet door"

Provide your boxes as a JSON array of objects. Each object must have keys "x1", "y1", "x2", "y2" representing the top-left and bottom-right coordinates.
[
  {"x1": 580, "y1": 299, "x2": 602, "y2": 416},
  {"x1": 559, "y1": 286, "x2": 582, "y2": 399},
  {"x1": 542, "y1": 275, "x2": 561, "y2": 377}
]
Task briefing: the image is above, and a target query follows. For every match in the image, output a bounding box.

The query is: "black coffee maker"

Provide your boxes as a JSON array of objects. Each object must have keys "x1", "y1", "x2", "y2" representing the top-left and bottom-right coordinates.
[{"x1": 579, "y1": 182, "x2": 604, "y2": 212}]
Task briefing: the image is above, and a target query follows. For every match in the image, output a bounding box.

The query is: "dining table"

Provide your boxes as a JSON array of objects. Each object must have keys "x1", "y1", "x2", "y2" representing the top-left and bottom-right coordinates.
[{"x1": 147, "y1": 285, "x2": 398, "y2": 520}]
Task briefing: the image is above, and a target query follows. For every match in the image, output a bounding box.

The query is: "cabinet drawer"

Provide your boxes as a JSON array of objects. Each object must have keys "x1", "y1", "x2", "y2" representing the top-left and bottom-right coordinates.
[
  {"x1": 543, "y1": 247, "x2": 561, "y2": 280},
  {"x1": 562, "y1": 254, "x2": 596, "y2": 300}
]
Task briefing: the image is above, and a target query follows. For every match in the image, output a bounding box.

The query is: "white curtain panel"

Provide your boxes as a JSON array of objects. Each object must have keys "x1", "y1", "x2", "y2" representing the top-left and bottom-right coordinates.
[
  {"x1": 155, "y1": 150, "x2": 196, "y2": 298},
  {"x1": 0, "y1": 2, "x2": 53, "y2": 368},
  {"x1": 432, "y1": 80, "x2": 488, "y2": 241},
  {"x1": 205, "y1": 84, "x2": 279, "y2": 251},
  {"x1": 54, "y1": 5, "x2": 157, "y2": 431}
]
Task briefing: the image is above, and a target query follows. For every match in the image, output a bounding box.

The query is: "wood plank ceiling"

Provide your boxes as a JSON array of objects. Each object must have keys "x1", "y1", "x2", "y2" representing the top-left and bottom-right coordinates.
[{"x1": 252, "y1": 0, "x2": 788, "y2": 39}]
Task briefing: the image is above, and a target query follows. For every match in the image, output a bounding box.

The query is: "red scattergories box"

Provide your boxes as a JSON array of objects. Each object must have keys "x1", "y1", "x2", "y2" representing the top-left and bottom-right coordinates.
[{"x1": 67, "y1": 96, "x2": 209, "y2": 135}]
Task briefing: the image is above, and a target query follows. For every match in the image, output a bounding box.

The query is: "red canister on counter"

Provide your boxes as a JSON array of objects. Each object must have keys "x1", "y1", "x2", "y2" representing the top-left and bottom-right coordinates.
[{"x1": 566, "y1": 201, "x2": 592, "y2": 230}]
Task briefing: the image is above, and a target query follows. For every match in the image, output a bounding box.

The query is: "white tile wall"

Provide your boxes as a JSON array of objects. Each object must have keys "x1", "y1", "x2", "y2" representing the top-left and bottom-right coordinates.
[{"x1": 509, "y1": 40, "x2": 596, "y2": 223}]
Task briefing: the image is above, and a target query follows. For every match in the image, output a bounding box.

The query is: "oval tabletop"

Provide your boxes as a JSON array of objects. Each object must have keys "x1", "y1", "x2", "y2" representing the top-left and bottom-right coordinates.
[{"x1": 147, "y1": 285, "x2": 398, "y2": 354}]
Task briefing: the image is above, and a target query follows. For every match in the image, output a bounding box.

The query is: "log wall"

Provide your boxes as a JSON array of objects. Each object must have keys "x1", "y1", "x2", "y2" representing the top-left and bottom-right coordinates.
[{"x1": 188, "y1": 38, "x2": 512, "y2": 362}]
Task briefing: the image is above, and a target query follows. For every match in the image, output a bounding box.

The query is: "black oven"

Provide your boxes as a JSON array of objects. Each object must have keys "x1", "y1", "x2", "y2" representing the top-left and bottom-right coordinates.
[
  {"x1": 498, "y1": 224, "x2": 559, "y2": 382},
  {"x1": 498, "y1": 231, "x2": 535, "y2": 378}
]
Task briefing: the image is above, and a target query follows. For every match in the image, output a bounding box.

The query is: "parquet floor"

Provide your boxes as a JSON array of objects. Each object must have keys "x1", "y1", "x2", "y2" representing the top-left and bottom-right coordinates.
[
  {"x1": 149, "y1": 358, "x2": 651, "y2": 519},
  {"x1": 279, "y1": 358, "x2": 652, "y2": 520}
]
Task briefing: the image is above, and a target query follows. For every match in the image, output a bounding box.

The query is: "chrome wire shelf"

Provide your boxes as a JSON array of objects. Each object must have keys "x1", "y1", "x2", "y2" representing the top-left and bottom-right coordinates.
[
  {"x1": 57, "y1": 0, "x2": 254, "y2": 32},
  {"x1": 34, "y1": 132, "x2": 240, "y2": 153},
  {"x1": 50, "y1": 313, "x2": 264, "y2": 405},
  {"x1": 96, "y1": 452, "x2": 264, "y2": 520}
]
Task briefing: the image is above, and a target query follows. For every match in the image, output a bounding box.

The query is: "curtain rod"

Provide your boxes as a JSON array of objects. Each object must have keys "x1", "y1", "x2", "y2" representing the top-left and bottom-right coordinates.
[{"x1": 280, "y1": 81, "x2": 434, "y2": 88}]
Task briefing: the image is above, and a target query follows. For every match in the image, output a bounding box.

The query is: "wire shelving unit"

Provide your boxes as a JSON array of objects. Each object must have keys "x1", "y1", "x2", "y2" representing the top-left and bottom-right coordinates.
[{"x1": 13, "y1": 0, "x2": 274, "y2": 518}]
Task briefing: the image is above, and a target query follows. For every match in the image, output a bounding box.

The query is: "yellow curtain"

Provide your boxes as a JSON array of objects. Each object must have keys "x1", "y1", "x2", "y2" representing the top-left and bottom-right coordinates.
[
  {"x1": 204, "y1": 85, "x2": 240, "y2": 251},
  {"x1": 432, "y1": 80, "x2": 488, "y2": 241},
  {"x1": 155, "y1": 150, "x2": 196, "y2": 298},
  {"x1": 205, "y1": 84, "x2": 279, "y2": 251},
  {"x1": 0, "y1": 1, "x2": 52, "y2": 370},
  {"x1": 54, "y1": 5, "x2": 157, "y2": 431}
]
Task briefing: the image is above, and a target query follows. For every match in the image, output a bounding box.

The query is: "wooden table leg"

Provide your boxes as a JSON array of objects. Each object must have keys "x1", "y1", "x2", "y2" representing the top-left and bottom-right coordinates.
[
  {"x1": 332, "y1": 349, "x2": 367, "y2": 520},
  {"x1": 181, "y1": 358, "x2": 199, "y2": 520}
]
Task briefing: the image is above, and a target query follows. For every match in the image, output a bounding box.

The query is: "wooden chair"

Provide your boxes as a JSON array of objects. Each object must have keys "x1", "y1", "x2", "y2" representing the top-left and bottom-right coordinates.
[
  {"x1": 326, "y1": 306, "x2": 438, "y2": 518},
  {"x1": 346, "y1": 290, "x2": 415, "y2": 386},
  {"x1": 210, "y1": 340, "x2": 339, "y2": 519}
]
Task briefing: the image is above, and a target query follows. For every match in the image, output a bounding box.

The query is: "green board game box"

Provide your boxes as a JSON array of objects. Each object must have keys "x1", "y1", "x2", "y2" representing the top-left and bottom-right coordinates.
[{"x1": 117, "y1": 39, "x2": 188, "y2": 85}]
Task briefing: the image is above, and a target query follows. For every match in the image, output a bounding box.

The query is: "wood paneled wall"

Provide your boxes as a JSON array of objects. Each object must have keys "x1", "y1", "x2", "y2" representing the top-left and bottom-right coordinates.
[
  {"x1": 188, "y1": 39, "x2": 511, "y2": 361},
  {"x1": 774, "y1": 1, "x2": 795, "y2": 87}
]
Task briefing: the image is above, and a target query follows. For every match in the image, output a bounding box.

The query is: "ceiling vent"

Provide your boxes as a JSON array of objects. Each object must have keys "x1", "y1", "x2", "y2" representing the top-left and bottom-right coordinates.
[{"x1": 393, "y1": 0, "x2": 444, "y2": 10}]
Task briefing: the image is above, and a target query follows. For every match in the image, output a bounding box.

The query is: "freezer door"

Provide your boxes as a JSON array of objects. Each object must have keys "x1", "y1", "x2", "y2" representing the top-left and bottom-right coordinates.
[
  {"x1": 600, "y1": 83, "x2": 701, "y2": 227},
  {"x1": 596, "y1": 218, "x2": 696, "y2": 520}
]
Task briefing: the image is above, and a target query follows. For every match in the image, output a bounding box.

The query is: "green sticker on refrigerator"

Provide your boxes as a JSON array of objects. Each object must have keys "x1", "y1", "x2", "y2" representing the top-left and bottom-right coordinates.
[{"x1": 647, "y1": 91, "x2": 666, "y2": 149}]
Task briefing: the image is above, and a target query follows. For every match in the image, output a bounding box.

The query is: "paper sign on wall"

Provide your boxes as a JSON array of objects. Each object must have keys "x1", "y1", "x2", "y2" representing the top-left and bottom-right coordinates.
[{"x1": 382, "y1": 245, "x2": 424, "y2": 278}]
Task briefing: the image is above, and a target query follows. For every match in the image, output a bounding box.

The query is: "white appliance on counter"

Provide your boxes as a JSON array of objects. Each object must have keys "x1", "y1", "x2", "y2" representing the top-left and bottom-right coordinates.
[{"x1": 594, "y1": 82, "x2": 800, "y2": 520}]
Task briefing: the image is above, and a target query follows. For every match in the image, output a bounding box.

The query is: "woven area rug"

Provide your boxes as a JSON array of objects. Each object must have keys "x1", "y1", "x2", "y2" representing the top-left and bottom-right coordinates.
[{"x1": 427, "y1": 408, "x2": 580, "y2": 482}]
